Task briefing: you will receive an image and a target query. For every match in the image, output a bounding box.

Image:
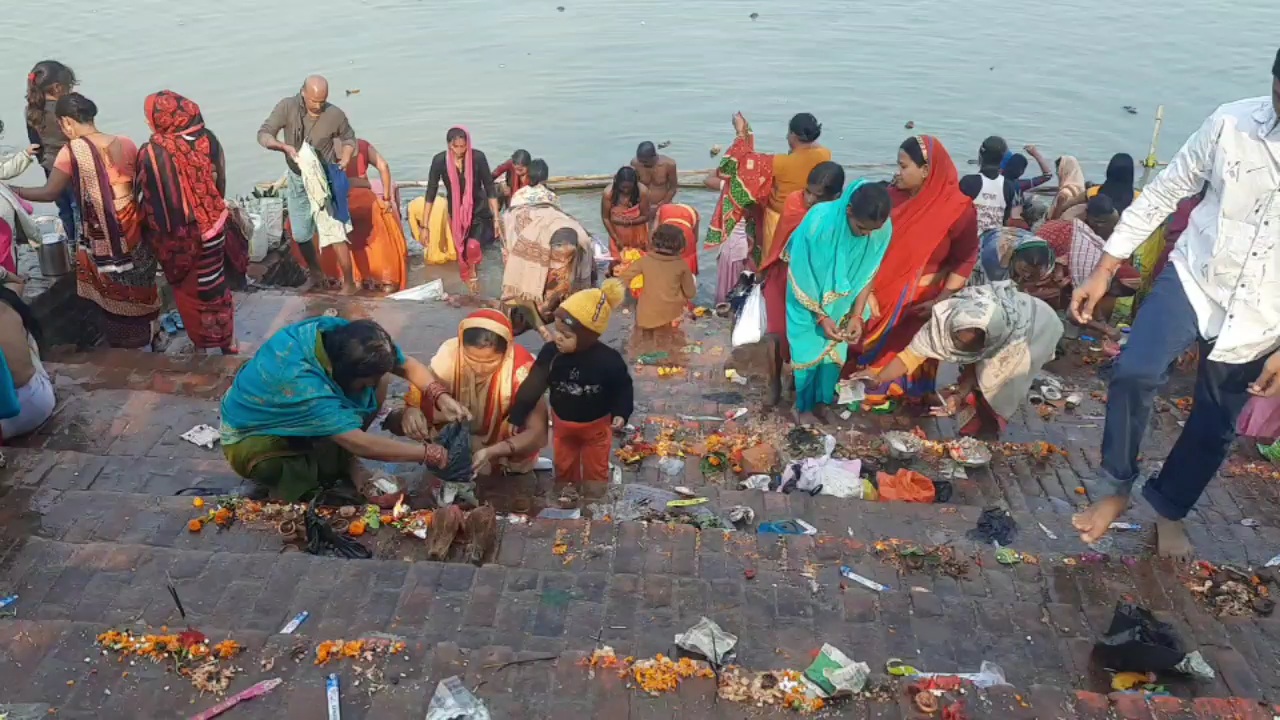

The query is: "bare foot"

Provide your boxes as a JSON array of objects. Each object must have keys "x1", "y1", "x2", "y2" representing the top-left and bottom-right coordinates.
[
  {"x1": 1072, "y1": 495, "x2": 1128, "y2": 544},
  {"x1": 1155, "y1": 517, "x2": 1193, "y2": 560},
  {"x1": 795, "y1": 410, "x2": 821, "y2": 425},
  {"x1": 339, "y1": 282, "x2": 359, "y2": 296},
  {"x1": 297, "y1": 275, "x2": 317, "y2": 293}
]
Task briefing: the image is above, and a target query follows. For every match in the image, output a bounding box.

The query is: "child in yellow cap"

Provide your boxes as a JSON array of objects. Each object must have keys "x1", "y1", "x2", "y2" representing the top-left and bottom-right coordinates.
[{"x1": 510, "y1": 279, "x2": 633, "y2": 483}]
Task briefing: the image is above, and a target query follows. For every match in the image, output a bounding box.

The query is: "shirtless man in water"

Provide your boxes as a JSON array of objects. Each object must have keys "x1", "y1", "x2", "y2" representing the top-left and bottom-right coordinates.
[{"x1": 631, "y1": 141, "x2": 678, "y2": 214}]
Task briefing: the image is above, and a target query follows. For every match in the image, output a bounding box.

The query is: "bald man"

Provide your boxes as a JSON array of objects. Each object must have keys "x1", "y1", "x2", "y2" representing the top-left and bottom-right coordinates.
[{"x1": 259, "y1": 75, "x2": 358, "y2": 293}]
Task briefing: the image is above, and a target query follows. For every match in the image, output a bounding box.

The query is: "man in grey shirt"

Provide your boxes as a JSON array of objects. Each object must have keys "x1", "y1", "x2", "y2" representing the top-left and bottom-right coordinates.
[{"x1": 258, "y1": 75, "x2": 358, "y2": 293}]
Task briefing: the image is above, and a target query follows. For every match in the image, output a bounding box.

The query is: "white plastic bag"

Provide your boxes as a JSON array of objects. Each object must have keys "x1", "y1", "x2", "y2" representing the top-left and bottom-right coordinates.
[
  {"x1": 731, "y1": 283, "x2": 767, "y2": 347},
  {"x1": 388, "y1": 279, "x2": 446, "y2": 301},
  {"x1": 247, "y1": 196, "x2": 284, "y2": 261}
]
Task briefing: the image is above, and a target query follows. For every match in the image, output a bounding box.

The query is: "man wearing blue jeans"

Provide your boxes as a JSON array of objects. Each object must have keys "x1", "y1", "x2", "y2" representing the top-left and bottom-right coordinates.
[{"x1": 1071, "y1": 50, "x2": 1280, "y2": 557}]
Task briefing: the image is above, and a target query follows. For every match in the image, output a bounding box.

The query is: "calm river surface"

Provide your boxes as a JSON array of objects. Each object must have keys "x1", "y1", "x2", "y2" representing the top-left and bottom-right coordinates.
[{"x1": 4, "y1": 0, "x2": 1279, "y2": 298}]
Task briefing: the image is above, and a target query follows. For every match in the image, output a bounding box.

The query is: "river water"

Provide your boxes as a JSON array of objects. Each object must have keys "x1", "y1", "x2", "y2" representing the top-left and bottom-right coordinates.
[{"x1": 5, "y1": 0, "x2": 1279, "y2": 300}]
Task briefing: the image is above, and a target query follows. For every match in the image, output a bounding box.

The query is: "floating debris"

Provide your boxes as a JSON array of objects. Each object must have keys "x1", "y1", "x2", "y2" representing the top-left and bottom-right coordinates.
[
  {"x1": 748, "y1": 12, "x2": 759, "y2": 19},
  {"x1": 345, "y1": 89, "x2": 361, "y2": 96},
  {"x1": 904, "y1": 120, "x2": 915, "y2": 129},
  {"x1": 1123, "y1": 105, "x2": 1139, "y2": 115},
  {"x1": 656, "y1": 140, "x2": 671, "y2": 149}
]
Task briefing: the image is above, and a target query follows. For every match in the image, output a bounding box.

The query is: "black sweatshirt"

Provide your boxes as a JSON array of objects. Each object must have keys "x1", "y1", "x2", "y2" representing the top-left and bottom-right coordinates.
[{"x1": 509, "y1": 342, "x2": 634, "y2": 426}]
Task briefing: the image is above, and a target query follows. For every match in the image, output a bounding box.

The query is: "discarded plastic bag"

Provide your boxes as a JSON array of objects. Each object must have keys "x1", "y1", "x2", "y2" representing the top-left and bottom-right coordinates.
[
  {"x1": 905, "y1": 661, "x2": 1009, "y2": 689},
  {"x1": 426, "y1": 675, "x2": 490, "y2": 720},
  {"x1": 758, "y1": 519, "x2": 817, "y2": 535},
  {"x1": 658, "y1": 456, "x2": 686, "y2": 478},
  {"x1": 435, "y1": 422, "x2": 474, "y2": 483},
  {"x1": 741, "y1": 474, "x2": 772, "y2": 491},
  {"x1": 181, "y1": 424, "x2": 221, "y2": 449},
  {"x1": 304, "y1": 501, "x2": 372, "y2": 559},
  {"x1": 388, "y1": 278, "x2": 446, "y2": 301},
  {"x1": 803, "y1": 644, "x2": 870, "y2": 696},
  {"x1": 674, "y1": 617, "x2": 737, "y2": 665},
  {"x1": 817, "y1": 459, "x2": 864, "y2": 498},
  {"x1": 967, "y1": 507, "x2": 1018, "y2": 545},
  {"x1": 1093, "y1": 602, "x2": 1185, "y2": 672},
  {"x1": 730, "y1": 283, "x2": 767, "y2": 347},
  {"x1": 876, "y1": 469, "x2": 936, "y2": 503}
]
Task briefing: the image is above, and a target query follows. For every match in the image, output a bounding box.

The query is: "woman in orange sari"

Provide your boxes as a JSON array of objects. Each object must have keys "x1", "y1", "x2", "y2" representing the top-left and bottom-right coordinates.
[
  {"x1": 395, "y1": 309, "x2": 549, "y2": 475},
  {"x1": 15, "y1": 93, "x2": 160, "y2": 348},
  {"x1": 320, "y1": 139, "x2": 407, "y2": 292},
  {"x1": 849, "y1": 136, "x2": 977, "y2": 404},
  {"x1": 653, "y1": 203, "x2": 700, "y2": 276},
  {"x1": 758, "y1": 161, "x2": 845, "y2": 407},
  {"x1": 135, "y1": 90, "x2": 246, "y2": 354},
  {"x1": 601, "y1": 166, "x2": 650, "y2": 260}
]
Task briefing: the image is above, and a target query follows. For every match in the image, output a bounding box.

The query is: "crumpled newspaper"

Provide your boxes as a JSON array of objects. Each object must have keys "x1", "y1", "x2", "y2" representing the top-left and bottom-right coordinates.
[
  {"x1": 180, "y1": 424, "x2": 221, "y2": 449},
  {"x1": 674, "y1": 617, "x2": 738, "y2": 665}
]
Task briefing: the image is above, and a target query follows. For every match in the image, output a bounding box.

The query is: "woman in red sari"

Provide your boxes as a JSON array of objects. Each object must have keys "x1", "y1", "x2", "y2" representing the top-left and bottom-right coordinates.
[
  {"x1": 758, "y1": 161, "x2": 845, "y2": 407},
  {"x1": 134, "y1": 90, "x2": 246, "y2": 353},
  {"x1": 319, "y1": 139, "x2": 408, "y2": 292},
  {"x1": 848, "y1": 136, "x2": 977, "y2": 403}
]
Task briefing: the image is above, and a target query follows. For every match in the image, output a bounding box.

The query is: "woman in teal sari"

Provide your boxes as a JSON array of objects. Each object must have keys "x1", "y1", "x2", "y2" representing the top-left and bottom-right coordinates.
[{"x1": 785, "y1": 180, "x2": 893, "y2": 423}]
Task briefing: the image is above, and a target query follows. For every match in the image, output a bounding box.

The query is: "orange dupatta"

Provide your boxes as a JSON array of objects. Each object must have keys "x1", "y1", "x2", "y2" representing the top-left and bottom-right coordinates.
[{"x1": 407, "y1": 309, "x2": 534, "y2": 449}]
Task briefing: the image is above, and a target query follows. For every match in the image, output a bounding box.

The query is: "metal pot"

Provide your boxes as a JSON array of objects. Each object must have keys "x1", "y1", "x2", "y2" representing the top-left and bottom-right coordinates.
[{"x1": 37, "y1": 234, "x2": 72, "y2": 277}]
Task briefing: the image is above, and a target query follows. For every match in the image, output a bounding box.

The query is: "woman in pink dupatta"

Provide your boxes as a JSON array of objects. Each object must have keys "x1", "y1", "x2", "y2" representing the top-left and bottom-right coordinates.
[{"x1": 417, "y1": 126, "x2": 502, "y2": 293}]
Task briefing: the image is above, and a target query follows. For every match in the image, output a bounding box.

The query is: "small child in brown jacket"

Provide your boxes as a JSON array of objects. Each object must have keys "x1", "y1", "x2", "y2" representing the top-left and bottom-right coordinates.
[{"x1": 618, "y1": 223, "x2": 697, "y2": 330}]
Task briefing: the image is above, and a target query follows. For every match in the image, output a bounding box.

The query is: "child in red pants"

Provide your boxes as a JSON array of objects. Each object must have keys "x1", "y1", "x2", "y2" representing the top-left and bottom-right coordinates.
[{"x1": 509, "y1": 279, "x2": 634, "y2": 482}]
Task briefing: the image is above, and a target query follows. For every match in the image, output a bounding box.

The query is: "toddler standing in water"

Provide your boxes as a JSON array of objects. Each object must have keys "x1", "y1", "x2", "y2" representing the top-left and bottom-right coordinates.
[
  {"x1": 619, "y1": 223, "x2": 697, "y2": 335},
  {"x1": 510, "y1": 279, "x2": 633, "y2": 483}
]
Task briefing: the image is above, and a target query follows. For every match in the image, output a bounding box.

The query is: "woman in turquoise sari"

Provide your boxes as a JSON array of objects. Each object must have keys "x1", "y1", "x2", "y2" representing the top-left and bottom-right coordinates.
[
  {"x1": 785, "y1": 180, "x2": 893, "y2": 423},
  {"x1": 220, "y1": 316, "x2": 471, "y2": 504}
]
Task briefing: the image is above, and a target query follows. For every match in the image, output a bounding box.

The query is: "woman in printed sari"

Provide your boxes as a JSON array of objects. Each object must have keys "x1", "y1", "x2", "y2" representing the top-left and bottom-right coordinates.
[
  {"x1": 786, "y1": 180, "x2": 892, "y2": 424},
  {"x1": 509, "y1": 159, "x2": 557, "y2": 209},
  {"x1": 849, "y1": 136, "x2": 977, "y2": 406},
  {"x1": 759, "y1": 161, "x2": 845, "y2": 407},
  {"x1": 134, "y1": 91, "x2": 245, "y2": 354},
  {"x1": 1046, "y1": 155, "x2": 1086, "y2": 220},
  {"x1": 500, "y1": 197, "x2": 595, "y2": 336},
  {"x1": 976, "y1": 227, "x2": 1057, "y2": 287},
  {"x1": 320, "y1": 138, "x2": 407, "y2": 292},
  {"x1": 15, "y1": 93, "x2": 160, "y2": 348},
  {"x1": 704, "y1": 112, "x2": 830, "y2": 265},
  {"x1": 392, "y1": 310, "x2": 550, "y2": 475},
  {"x1": 600, "y1": 166, "x2": 650, "y2": 260},
  {"x1": 855, "y1": 282, "x2": 1064, "y2": 436}
]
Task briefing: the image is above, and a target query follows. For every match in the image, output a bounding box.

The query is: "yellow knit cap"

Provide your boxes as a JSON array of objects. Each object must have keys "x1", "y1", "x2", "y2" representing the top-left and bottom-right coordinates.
[{"x1": 560, "y1": 279, "x2": 625, "y2": 336}]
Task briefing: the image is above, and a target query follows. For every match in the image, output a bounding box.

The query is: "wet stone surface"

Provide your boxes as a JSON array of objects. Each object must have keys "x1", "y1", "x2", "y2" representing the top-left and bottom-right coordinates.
[{"x1": 1, "y1": 290, "x2": 1280, "y2": 718}]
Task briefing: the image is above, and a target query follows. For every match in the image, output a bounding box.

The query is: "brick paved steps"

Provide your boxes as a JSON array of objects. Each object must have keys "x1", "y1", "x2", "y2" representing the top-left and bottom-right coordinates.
[{"x1": 2, "y1": 613, "x2": 1277, "y2": 720}]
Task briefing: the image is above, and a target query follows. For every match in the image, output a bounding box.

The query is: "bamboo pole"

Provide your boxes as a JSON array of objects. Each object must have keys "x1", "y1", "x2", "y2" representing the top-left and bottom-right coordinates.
[{"x1": 1139, "y1": 104, "x2": 1166, "y2": 188}]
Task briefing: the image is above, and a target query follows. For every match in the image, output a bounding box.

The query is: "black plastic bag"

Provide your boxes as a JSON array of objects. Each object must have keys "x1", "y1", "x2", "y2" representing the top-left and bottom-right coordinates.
[
  {"x1": 304, "y1": 501, "x2": 372, "y2": 559},
  {"x1": 1093, "y1": 602, "x2": 1185, "y2": 672},
  {"x1": 966, "y1": 507, "x2": 1017, "y2": 545},
  {"x1": 436, "y1": 422, "x2": 474, "y2": 483},
  {"x1": 932, "y1": 480, "x2": 954, "y2": 504}
]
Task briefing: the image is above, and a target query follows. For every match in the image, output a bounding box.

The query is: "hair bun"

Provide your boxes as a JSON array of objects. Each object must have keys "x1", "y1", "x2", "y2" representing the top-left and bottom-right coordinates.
[{"x1": 599, "y1": 278, "x2": 624, "y2": 309}]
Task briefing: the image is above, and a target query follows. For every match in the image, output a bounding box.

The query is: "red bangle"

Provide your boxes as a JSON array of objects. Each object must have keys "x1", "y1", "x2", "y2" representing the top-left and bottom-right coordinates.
[
  {"x1": 422, "y1": 444, "x2": 446, "y2": 468},
  {"x1": 425, "y1": 381, "x2": 448, "y2": 406}
]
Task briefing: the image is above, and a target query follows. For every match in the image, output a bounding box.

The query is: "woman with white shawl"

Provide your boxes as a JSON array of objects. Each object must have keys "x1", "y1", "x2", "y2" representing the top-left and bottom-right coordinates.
[
  {"x1": 855, "y1": 281, "x2": 1063, "y2": 435},
  {"x1": 499, "y1": 194, "x2": 596, "y2": 339}
]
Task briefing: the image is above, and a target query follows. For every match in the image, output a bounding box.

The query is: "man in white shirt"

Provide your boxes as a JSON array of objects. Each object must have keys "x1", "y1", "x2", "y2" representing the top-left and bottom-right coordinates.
[{"x1": 1071, "y1": 50, "x2": 1280, "y2": 558}]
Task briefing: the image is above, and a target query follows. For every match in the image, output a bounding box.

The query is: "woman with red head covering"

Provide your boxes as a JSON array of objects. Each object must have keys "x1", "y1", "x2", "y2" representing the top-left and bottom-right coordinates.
[
  {"x1": 134, "y1": 90, "x2": 247, "y2": 353},
  {"x1": 848, "y1": 136, "x2": 978, "y2": 404}
]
